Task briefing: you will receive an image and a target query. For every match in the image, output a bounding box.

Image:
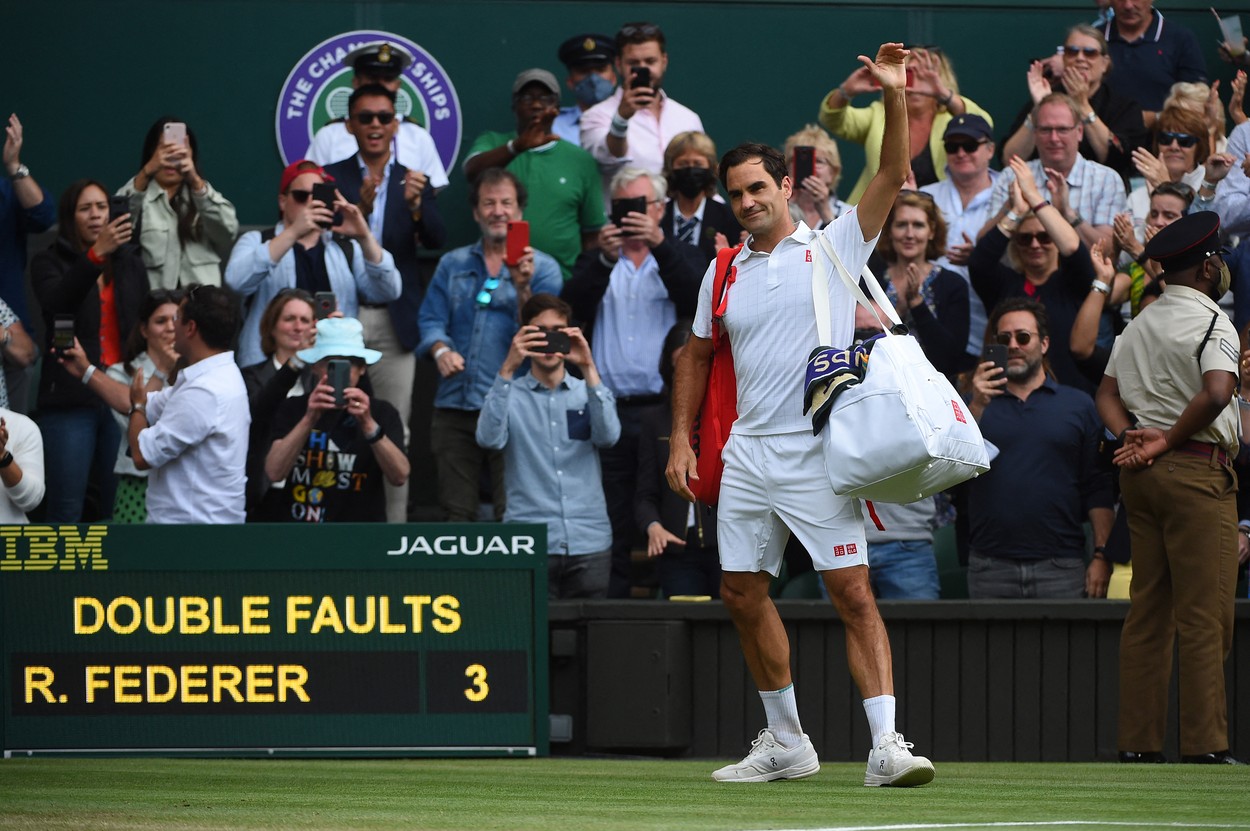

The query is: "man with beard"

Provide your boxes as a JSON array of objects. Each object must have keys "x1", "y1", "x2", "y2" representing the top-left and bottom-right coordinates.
[
  {"x1": 966, "y1": 297, "x2": 1114, "y2": 599},
  {"x1": 1096, "y1": 211, "x2": 1244, "y2": 765},
  {"x1": 463, "y1": 69, "x2": 604, "y2": 280},
  {"x1": 580, "y1": 22, "x2": 704, "y2": 195}
]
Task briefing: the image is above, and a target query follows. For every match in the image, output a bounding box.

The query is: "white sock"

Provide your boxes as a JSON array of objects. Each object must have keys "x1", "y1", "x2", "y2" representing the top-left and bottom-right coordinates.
[
  {"x1": 759, "y1": 685, "x2": 804, "y2": 747},
  {"x1": 863, "y1": 695, "x2": 896, "y2": 746}
]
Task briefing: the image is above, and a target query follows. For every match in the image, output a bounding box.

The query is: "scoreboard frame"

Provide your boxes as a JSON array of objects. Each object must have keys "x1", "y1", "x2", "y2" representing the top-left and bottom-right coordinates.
[{"x1": 0, "y1": 523, "x2": 548, "y2": 758}]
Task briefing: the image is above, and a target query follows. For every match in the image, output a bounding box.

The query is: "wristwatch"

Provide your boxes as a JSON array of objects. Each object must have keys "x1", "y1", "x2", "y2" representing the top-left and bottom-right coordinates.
[
  {"x1": 128, "y1": 402, "x2": 147, "y2": 417},
  {"x1": 1091, "y1": 279, "x2": 1110, "y2": 295},
  {"x1": 9, "y1": 163, "x2": 29, "y2": 181},
  {"x1": 1069, "y1": 213, "x2": 1085, "y2": 229},
  {"x1": 1082, "y1": 110, "x2": 1097, "y2": 125}
]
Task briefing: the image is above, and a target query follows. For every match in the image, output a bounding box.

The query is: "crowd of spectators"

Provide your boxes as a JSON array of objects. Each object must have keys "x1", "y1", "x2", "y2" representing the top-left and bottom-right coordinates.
[{"x1": 4, "y1": 3, "x2": 1250, "y2": 601}]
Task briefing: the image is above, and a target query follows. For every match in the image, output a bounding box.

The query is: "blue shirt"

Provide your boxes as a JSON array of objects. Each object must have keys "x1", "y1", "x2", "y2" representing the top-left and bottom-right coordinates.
[
  {"x1": 553, "y1": 106, "x2": 582, "y2": 145},
  {"x1": 968, "y1": 378, "x2": 1113, "y2": 560},
  {"x1": 356, "y1": 154, "x2": 394, "y2": 243},
  {"x1": 417, "y1": 241, "x2": 563, "y2": 410},
  {"x1": 476, "y1": 370, "x2": 620, "y2": 555},
  {"x1": 0, "y1": 178, "x2": 55, "y2": 324},
  {"x1": 593, "y1": 252, "x2": 677, "y2": 396}
]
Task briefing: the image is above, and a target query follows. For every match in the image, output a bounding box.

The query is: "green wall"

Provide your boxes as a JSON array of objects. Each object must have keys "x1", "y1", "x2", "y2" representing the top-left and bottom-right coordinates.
[{"x1": 4, "y1": 1, "x2": 1236, "y2": 248}]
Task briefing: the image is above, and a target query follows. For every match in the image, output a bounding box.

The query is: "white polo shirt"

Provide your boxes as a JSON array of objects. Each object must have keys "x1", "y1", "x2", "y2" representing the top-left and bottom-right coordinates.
[{"x1": 692, "y1": 212, "x2": 878, "y2": 436}]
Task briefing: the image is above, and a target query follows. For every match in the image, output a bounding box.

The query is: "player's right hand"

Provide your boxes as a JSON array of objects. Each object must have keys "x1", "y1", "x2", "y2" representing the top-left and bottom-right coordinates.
[{"x1": 665, "y1": 438, "x2": 698, "y2": 503}]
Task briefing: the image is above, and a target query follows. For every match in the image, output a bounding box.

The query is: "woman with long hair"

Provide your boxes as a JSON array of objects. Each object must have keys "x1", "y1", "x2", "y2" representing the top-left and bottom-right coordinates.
[
  {"x1": 30, "y1": 179, "x2": 150, "y2": 520},
  {"x1": 117, "y1": 116, "x2": 238, "y2": 289},
  {"x1": 58, "y1": 289, "x2": 182, "y2": 523}
]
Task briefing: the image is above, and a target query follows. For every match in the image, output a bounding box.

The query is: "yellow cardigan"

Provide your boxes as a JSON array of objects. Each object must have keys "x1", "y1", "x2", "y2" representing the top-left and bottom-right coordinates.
[{"x1": 818, "y1": 94, "x2": 993, "y2": 205}]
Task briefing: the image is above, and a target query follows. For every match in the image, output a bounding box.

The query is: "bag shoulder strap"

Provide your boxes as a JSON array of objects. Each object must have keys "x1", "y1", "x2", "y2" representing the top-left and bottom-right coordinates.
[
  {"x1": 711, "y1": 243, "x2": 744, "y2": 346},
  {"x1": 810, "y1": 228, "x2": 901, "y2": 346}
]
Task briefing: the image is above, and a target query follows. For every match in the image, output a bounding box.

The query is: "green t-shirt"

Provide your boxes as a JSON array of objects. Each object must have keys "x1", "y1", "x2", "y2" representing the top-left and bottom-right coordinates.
[{"x1": 466, "y1": 132, "x2": 605, "y2": 279}]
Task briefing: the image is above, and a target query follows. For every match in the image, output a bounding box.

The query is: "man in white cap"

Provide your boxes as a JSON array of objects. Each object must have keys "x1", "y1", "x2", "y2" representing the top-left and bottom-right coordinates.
[
  {"x1": 305, "y1": 40, "x2": 450, "y2": 191},
  {"x1": 260, "y1": 317, "x2": 410, "y2": 523}
]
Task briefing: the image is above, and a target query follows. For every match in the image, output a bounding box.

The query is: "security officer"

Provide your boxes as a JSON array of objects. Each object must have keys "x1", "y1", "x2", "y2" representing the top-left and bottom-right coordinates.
[
  {"x1": 305, "y1": 41, "x2": 450, "y2": 189},
  {"x1": 552, "y1": 34, "x2": 617, "y2": 145},
  {"x1": 1095, "y1": 211, "x2": 1244, "y2": 765}
]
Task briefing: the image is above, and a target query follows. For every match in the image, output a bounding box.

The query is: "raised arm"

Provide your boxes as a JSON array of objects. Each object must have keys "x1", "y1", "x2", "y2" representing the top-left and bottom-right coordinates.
[{"x1": 856, "y1": 43, "x2": 912, "y2": 242}]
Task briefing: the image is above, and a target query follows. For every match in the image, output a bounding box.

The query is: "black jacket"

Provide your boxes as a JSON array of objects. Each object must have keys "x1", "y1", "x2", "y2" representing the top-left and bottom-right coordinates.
[{"x1": 31, "y1": 238, "x2": 149, "y2": 410}]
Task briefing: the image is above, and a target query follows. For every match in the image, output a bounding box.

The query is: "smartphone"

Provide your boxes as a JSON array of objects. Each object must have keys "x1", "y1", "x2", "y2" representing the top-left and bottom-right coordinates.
[
  {"x1": 533, "y1": 327, "x2": 572, "y2": 355},
  {"x1": 326, "y1": 359, "x2": 351, "y2": 408},
  {"x1": 610, "y1": 196, "x2": 648, "y2": 235},
  {"x1": 982, "y1": 343, "x2": 1008, "y2": 376},
  {"x1": 630, "y1": 65, "x2": 651, "y2": 90},
  {"x1": 314, "y1": 291, "x2": 337, "y2": 320},
  {"x1": 162, "y1": 121, "x2": 187, "y2": 147},
  {"x1": 52, "y1": 315, "x2": 75, "y2": 356},
  {"x1": 108, "y1": 194, "x2": 131, "y2": 223},
  {"x1": 793, "y1": 145, "x2": 816, "y2": 186},
  {"x1": 311, "y1": 182, "x2": 339, "y2": 229},
  {"x1": 505, "y1": 220, "x2": 529, "y2": 267}
]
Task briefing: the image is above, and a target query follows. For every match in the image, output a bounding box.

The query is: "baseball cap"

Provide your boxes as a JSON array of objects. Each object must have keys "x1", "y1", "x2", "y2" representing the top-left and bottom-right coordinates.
[
  {"x1": 512, "y1": 68, "x2": 561, "y2": 96},
  {"x1": 279, "y1": 160, "x2": 333, "y2": 194}
]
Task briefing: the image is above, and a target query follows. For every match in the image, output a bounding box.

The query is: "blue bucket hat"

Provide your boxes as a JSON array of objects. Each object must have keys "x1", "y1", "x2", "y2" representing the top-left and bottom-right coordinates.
[{"x1": 296, "y1": 317, "x2": 382, "y2": 365}]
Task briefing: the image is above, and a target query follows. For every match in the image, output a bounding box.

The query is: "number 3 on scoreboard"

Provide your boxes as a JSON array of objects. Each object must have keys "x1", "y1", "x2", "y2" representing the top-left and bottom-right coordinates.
[{"x1": 463, "y1": 663, "x2": 489, "y2": 702}]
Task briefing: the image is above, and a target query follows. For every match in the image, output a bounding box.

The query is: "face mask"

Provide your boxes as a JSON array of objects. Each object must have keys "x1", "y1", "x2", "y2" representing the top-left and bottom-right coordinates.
[
  {"x1": 572, "y1": 73, "x2": 615, "y2": 107},
  {"x1": 670, "y1": 166, "x2": 715, "y2": 199},
  {"x1": 1211, "y1": 259, "x2": 1232, "y2": 299}
]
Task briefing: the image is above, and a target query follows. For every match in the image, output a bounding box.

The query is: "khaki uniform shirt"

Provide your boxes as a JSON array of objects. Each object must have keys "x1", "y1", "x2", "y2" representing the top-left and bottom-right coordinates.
[{"x1": 1105, "y1": 284, "x2": 1240, "y2": 453}]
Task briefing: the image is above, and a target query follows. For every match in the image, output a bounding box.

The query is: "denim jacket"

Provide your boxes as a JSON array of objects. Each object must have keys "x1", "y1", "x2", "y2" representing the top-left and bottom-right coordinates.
[{"x1": 417, "y1": 241, "x2": 563, "y2": 411}]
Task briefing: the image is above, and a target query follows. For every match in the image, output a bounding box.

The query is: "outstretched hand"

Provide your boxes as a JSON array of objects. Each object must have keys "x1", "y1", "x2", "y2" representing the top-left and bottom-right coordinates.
[{"x1": 858, "y1": 43, "x2": 910, "y2": 92}]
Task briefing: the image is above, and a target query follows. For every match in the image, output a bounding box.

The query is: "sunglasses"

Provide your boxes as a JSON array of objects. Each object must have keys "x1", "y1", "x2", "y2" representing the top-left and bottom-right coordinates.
[
  {"x1": 1058, "y1": 45, "x2": 1104, "y2": 58},
  {"x1": 995, "y1": 330, "x2": 1038, "y2": 346},
  {"x1": 944, "y1": 139, "x2": 987, "y2": 155},
  {"x1": 288, "y1": 189, "x2": 313, "y2": 203},
  {"x1": 1013, "y1": 231, "x2": 1053, "y2": 246},
  {"x1": 476, "y1": 276, "x2": 501, "y2": 306},
  {"x1": 619, "y1": 22, "x2": 661, "y2": 38},
  {"x1": 1157, "y1": 131, "x2": 1198, "y2": 149},
  {"x1": 352, "y1": 111, "x2": 396, "y2": 125}
]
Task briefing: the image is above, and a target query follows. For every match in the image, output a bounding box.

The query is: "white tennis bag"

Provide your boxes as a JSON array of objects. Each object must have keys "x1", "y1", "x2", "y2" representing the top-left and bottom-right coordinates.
[{"x1": 811, "y1": 232, "x2": 989, "y2": 504}]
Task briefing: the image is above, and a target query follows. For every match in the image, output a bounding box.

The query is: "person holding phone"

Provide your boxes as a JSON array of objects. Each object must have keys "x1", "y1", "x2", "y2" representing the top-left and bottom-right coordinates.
[
  {"x1": 117, "y1": 117, "x2": 238, "y2": 290},
  {"x1": 55, "y1": 289, "x2": 182, "y2": 523},
  {"x1": 564, "y1": 166, "x2": 705, "y2": 598},
  {"x1": 30, "y1": 179, "x2": 149, "y2": 521},
  {"x1": 260, "y1": 317, "x2": 409, "y2": 523},
  {"x1": 782, "y1": 125, "x2": 852, "y2": 231},
  {"x1": 324, "y1": 83, "x2": 447, "y2": 522},
  {"x1": 476, "y1": 293, "x2": 620, "y2": 599},
  {"x1": 417, "y1": 168, "x2": 562, "y2": 523},
  {"x1": 821, "y1": 45, "x2": 990, "y2": 202},
  {"x1": 580, "y1": 22, "x2": 705, "y2": 195},
  {"x1": 224, "y1": 160, "x2": 400, "y2": 368}
]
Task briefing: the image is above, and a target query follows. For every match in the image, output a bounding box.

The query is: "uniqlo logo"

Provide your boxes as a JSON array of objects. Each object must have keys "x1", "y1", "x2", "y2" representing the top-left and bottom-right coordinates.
[
  {"x1": 805, "y1": 250, "x2": 812, "y2": 262},
  {"x1": 847, "y1": 543, "x2": 858, "y2": 555},
  {"x1": 951, "y1": 399, "x2": 967, "y2": 424},
  {"x1": 833, "y1": 544, "x2": 846, "y2": 557}
]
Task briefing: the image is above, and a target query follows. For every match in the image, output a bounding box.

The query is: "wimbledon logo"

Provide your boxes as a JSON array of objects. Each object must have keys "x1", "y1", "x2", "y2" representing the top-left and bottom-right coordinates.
[{"x1": 275, "y1": 29, "x2": 462, "y2": 172}]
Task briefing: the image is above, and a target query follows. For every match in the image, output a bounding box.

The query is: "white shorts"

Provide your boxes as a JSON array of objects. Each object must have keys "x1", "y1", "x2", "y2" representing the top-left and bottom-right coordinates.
[{"x1": 717, "y1": 431, "x2": 868, "y2": 575}]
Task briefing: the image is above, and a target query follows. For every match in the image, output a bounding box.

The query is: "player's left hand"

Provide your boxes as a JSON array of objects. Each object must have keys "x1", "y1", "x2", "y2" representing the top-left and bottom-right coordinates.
[{"x1": 859, "y1": 43, "x2": 910, "y2": 92}]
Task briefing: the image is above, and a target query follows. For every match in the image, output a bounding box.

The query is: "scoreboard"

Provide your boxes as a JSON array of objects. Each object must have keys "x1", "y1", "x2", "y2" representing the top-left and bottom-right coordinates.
[{"x1": 0, "y1": 523, "x2": 547, "y2": 757}]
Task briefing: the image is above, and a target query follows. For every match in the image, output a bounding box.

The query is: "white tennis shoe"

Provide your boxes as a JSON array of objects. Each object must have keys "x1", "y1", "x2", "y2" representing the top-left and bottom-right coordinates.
[
  {"x1": 864, "y1": 731, "x2": 935, "y2": 787},
  {"x1": 712, "y1": 729, "x2": 820, "y2": 782}
]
